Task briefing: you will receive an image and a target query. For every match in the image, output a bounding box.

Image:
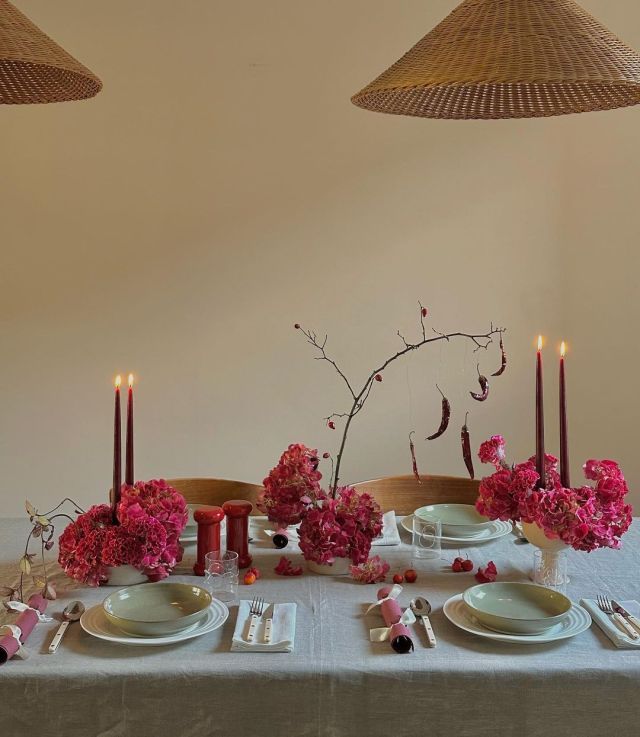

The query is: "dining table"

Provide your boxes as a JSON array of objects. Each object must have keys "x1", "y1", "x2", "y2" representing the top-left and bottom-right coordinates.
[{"x1": 1, "y1": 515, "x2": 640, "y2": 737}]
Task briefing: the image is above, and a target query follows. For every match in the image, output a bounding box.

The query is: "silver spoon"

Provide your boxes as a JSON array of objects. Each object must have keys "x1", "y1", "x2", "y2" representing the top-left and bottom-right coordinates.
[
  {"x1": 410, "y1": 596, "x2": 437, "y2": 648},
  {"x1": 49, "y1": 601, "x2": 85, "y2": 653}
]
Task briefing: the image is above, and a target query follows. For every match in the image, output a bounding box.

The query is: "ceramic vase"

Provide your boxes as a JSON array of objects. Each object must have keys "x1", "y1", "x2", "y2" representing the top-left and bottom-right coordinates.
[
  {"x1": 306, "y1": 557, "x2": 350, "y2": 576},
  {"x1": 104, "y1": 565, "x2": 148, "y2": 587}
]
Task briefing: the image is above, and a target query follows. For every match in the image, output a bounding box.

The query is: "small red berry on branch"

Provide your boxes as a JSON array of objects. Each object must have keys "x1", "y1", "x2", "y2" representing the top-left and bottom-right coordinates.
[
  {"x1": 421, "y1": 307, "x2": 428, "y2": 318},
  {"x1": 375, "y1": 374, "x2": 383, "y2": 382},
  {"x1": 294, "y1": 323, "x2": 301, "y2": 329},
  {"x1": 322, "y1": 452, "x2": 330, "y2": 459},
  {"x1": 328, "y1": 421, "x2": 336, "y2": 430}
]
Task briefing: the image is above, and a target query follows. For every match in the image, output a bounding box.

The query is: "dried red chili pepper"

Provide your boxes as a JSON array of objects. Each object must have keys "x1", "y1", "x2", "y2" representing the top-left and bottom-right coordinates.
[
  {"x1": 470, "y1": 365, "x2": 489, "y2": 402},
  {"x1": 461, "y1": 412, "x2": 474, "y2": 479},
  {"x1": 426, "y1": 385, "x2": 450, "y2": 440},
  {"x1": 492, "y1": 335, "x2": 507, "y2": 377},
  {"x1": 409, "y1": 431, "x2": 421, "y2": 484}
]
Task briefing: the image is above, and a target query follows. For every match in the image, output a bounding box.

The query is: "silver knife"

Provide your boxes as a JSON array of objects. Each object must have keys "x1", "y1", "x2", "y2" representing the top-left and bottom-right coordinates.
[
  {"x1": 612, "y1": 600, "x2": 640, "y2": 635},
  {"x1": 263, "y1": 603, "x2": 274, "y2": 644}
]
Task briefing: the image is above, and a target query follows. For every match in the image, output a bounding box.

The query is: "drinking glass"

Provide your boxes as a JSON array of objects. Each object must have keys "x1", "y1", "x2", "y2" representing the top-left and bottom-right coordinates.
[
  {"x1": 412, "y1": 517, "x2": 442, "y2": 560},
  {"x1": 532, "y1": 548, "x2": 568, "y2": 593},
  {"x1": 204, "y1": 550, "x2": 239, "y2": 603}
]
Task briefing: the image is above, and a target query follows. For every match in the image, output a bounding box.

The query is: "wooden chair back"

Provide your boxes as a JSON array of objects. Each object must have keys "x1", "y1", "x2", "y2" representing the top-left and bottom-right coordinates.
[
  {"x1": 167, "y1": 478, "x2": 264, "y2": 514},
  {"x1": 351, "y1": 474, "x2": 479, "y2": 515}
]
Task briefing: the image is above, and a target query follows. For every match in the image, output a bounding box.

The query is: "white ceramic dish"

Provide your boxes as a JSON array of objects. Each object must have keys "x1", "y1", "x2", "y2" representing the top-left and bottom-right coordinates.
[
  {"x1": 81, "y1": 599, "x2": 228, "y2": 645},
  {"x1": 462, "y1": 582, "x2": 572, "y2": 635},
  {"x1": 103, "y1": 582, "x2": 212, "y2": 636},
  {"x1": 414, "y1": 504, "x2": 493, "y2": 537},
  {"x1": 443, "y1": 594, "x2": 591, "y2": 644},
  {"x1": 401, "y1": 515, "x2": 511, "y2": 544}
]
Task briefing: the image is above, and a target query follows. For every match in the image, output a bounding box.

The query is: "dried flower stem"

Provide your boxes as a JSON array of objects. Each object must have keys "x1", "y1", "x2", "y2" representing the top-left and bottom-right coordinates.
[{"x1": 298, "y1": 305, "x2": 505, "y2": 494}]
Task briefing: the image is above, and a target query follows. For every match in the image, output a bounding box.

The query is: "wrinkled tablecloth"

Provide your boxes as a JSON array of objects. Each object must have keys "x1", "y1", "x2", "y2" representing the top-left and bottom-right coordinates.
[{"x1": 1, "y1": 517, "x2": 639, "y2": 737}]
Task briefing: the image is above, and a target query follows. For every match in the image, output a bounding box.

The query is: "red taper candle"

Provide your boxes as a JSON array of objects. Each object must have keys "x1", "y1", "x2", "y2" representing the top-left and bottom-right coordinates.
[
  {"x1": 535, "y1": 336, "x2": 546, "y2": 489},
  {"x1": 559, "y1": 342, "x2": 570, "y2": 488},
  {"x1": 112, "y1": 375, "x2": 122, "y2": 522},
  {"x1": 125, "y1": 373, "x2": 134, "y2": 486}
]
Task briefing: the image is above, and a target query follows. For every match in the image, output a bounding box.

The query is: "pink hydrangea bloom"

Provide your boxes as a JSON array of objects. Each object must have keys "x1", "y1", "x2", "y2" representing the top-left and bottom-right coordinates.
[
  {"x1": 298, "y1": 486, "x2": 382, "y2": 565},
  {"x1": 350, "y1": 555, "x2": 390, "y2": 583},
  {"x1": 258, "y1": 444, "x2": 322, "y2": 526},
  {"x1": 58, "y1": 480, "x2": 188, "y2": 585},
  {"x1": 476, "y1": 435, "x2": 632, "y2": 553}
]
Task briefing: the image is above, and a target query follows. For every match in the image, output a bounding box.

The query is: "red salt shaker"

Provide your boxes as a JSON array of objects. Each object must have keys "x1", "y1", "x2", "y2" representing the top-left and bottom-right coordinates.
[
  {"x1": 193, "y1": 506, "x2": 225, "y2": 576},
  {"x1": 222, "y1": 499, "x2": 253, "y2": 569}
]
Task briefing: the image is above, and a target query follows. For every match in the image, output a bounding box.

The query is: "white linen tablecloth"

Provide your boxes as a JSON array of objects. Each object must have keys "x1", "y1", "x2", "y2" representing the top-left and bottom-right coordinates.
[{"x1": 1, "y1": 517, "x2": 640, "y2": 737}]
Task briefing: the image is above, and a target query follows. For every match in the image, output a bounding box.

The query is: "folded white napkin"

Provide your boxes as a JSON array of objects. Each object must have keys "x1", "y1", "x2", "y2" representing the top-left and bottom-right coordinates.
[
  {"x1": 231, "y1": 600, "x2": 297, "y2": 653},
  {"x1": 262, "y1": 510, "x2": 400, "y2": 547},
  {"x1": 580, "y1": 599, "x2": 640, "y2": 649},
  {"x1": 372, "y1": 511, "x2": 401, "y2": 546}
]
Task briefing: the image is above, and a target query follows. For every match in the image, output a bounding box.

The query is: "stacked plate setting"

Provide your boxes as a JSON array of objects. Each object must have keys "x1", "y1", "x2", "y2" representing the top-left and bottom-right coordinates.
[
  {"x1": 80, "y1": 582, "x2": 229, "y2": 646},
  {"x1": 403, "y1": 503, "x2": 512, "y2": 544},
  {"x1": 444, "y1": 582, "x2": 592, "y2": 644}
]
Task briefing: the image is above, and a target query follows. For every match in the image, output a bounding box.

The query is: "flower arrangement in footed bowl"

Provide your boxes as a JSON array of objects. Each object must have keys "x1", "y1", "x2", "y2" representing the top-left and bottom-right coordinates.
[
  {"x1": 261, "y1": 444, "x2": 383, "y2": 574},
  {"x1": 476, "y1": 435, "x2": 632, "y2": 584},
  {"x1": 58, "y1": 479, "x2": 188, "y2": 587}
]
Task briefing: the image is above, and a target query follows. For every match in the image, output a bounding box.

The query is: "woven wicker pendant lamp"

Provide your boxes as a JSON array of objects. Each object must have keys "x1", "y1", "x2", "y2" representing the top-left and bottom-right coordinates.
[
  {"x1": 351, "y1": 0, "x2": 640, "y2": 119},
  {"x1": 0, "y1": 0, "x2": 101, "y2": 104}
]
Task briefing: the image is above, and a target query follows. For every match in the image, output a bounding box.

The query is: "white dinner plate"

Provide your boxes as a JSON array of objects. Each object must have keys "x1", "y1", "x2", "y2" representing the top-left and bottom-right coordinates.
[
  {"x1": 80, "y1": 599, "x2": 229, "y2": 646},
  {"x1": 401, "y1": 515, "x2": 512, "y2": 544},
  {"x1": 443, "y1": 594, "x2": 591, "y2": 644}
]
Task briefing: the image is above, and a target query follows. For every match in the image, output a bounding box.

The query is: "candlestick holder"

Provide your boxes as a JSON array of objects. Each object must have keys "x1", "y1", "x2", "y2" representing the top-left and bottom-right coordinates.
[
  {"x1": 193, "y1": 506, "x2": 225, "y2": 576},
  {"x1": 222, "y1": 499, "x2": 253, "y2": 569}
]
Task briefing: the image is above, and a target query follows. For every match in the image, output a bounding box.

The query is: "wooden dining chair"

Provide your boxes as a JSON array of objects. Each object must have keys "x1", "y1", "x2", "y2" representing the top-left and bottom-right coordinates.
[
  {"x1": 167, "y1": 478, "x2": 264, "y2": 514},
  {"x1": 351, "y1": 474, "x2": 480, "y2": 515}
]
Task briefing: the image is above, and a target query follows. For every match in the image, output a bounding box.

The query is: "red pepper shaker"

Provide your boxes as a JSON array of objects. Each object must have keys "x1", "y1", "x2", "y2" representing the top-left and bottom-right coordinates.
[
  {"x1": 222, "y1": 499, "x2": 253, "y2": 569},
  {"x1": 193, "y1": 506, "x2": 225, "y2": 576}
]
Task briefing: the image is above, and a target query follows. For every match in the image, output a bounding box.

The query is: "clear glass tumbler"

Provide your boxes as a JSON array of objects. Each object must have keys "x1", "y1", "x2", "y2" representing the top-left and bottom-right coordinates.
[
  {"x1": 204, "y1": 550, "x2": 239, "y2": 603},
  {"x1": 412, "y1": 517, "x2": 442, "y2": 560},
  {"x1": 532, "y1": 548, "x2": 568, "y2": 593}
]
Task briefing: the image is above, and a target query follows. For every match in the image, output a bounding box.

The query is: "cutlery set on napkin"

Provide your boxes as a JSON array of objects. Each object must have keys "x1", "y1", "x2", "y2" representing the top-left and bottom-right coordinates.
[
  {"x1": 232, "y1": 598, "x2": 297, "y2": 653},
  {"x1": 581, "y1": 598, "x2": 640, "y2": 648}
]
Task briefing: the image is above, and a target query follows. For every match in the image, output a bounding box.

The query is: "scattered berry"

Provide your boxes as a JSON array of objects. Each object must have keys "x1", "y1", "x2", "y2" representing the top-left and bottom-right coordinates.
[
  {"x1": 404, "y1": 569, "x2": 417, "y2": 583},
  {"x1": 248, "y1": 566, "x2": 261, "y2": 579},
  {"x1": 375, "y1": 374, "x2": 383, "y2": 382},
  {"x1": 392, "y1": 573, "x2": 404, "y2": 584},
  {"x1": 322, "y1": 452, "x2": 330, "y2": 459},
  {"x1": 328, "y1": 421, "x2": 336, "y2": 430},
  {"x1": 461, "y1": 559, "x2": 474, "y2": 572},
  {"x1": 451, "y1": 559, "x2": 464, "y2": 573},
  {"x1": 243, "y1": 571, "x2": 256, "y2": 585}
]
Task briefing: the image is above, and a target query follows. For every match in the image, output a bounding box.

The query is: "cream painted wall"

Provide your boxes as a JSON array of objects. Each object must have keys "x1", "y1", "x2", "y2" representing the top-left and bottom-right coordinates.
[{"x1": 0, "y1": 1, "x2": 636, "y2": 518}]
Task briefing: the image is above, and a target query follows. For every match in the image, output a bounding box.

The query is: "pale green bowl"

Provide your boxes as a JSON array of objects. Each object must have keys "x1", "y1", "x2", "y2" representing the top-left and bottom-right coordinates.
[
  {"x1": 414, "y1": 503, "x2": 493, "y2": 537},
  {"x1": 463, "y1": 582, "x2": 572, "y2": 635},
  {"x1": 103, "y1": 582, "x2": 212, "y2": 636}
]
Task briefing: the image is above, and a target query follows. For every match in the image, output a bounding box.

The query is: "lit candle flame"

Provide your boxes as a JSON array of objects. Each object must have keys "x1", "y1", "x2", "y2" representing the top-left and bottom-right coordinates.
[
  {"x1": 115, "y1": 375, "x2": 122, "y2": 389},
  {"x1": 561, "y1": 341, "x2": 566, "y2": 358},
  {"x1": 128, "y1": 373, "x2": 134, "y2": 388},
  {"x1": 537, "y1": 335, "x2": 543, "y2": 351}
]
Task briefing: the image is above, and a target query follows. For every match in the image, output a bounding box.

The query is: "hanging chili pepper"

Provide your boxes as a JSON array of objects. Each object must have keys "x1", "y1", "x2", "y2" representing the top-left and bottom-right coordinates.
[
  {"x1": 492, "y1": 335, "x2": 507, "y2": 377},
  {"x1": 409, "y1": 432, "x2": 421, "y2": 484},
  {"x1": 470, "y1": 364, "x2": 489, "y2": 402},
  {"x1": 426, "y1": 385, "x2": 450, "y2": 440},
  {"x1": 461, "y1": 412, "x2": 474, "y2": 479}
]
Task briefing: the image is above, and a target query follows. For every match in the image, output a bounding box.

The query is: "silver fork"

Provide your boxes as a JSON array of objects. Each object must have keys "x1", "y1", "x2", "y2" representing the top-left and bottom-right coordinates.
[
  {"x1": 597, "y1": 595, "x2": 639, "y2": 640},
  {"x1": 247, "y1": 596, "x2": 264, "y2": 642}
]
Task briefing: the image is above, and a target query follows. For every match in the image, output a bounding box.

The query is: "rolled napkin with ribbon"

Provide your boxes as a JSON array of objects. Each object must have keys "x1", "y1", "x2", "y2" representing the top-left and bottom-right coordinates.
[
  {"x1": 0, "y1": 593, "x2": 52, "y2": 665},
  {"x1": 367, "y1": 584, "x2": 415, "y2": 653}
]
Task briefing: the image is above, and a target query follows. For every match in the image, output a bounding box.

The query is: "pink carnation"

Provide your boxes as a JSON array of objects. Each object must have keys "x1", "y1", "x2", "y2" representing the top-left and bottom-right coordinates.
[
  {"x1": 478, "y1": 435, "x2": 507, "y2": 469},
  {"x1": 350, "y1": 555, "x2": 390, "y2": 583}
]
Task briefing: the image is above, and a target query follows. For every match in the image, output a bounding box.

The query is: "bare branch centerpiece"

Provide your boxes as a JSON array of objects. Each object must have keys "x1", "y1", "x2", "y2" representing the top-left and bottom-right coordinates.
[{"x1": 259, "y1": 303, "x2": 506, "y2": 574}]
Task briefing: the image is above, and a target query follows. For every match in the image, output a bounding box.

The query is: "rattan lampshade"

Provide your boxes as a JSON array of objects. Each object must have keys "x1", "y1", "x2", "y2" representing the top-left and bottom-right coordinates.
[
  {"x1": 351, "y1": 0, "x2": 640, "y2": 120},
  {"x1": 0, "y1": 0, "x2": 101, "y2": 104}
]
